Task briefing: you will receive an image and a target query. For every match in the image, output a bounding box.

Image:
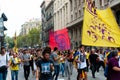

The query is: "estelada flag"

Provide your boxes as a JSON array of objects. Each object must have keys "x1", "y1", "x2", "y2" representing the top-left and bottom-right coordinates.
[
  {"x1": 82, "y1": 0, "x2": 120, "y2": 47},
  {"x1": 49, "y1": 28, "x2": 71, "y2": 50}
]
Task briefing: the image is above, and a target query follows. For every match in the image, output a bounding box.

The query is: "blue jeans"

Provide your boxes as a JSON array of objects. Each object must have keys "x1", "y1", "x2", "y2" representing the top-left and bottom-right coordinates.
[
  {"x1": 60, "y1": 63, "x2": 65, "y2": 76},
  {"x1": 53, "y1": 65, "x2": 60, "y2": 80},
  {"x1": 11, "y1": 70, "x2": 18, "y2": 80},
  {"x1": 0, "y1": 71, "x2": 7, "y2": 80}
]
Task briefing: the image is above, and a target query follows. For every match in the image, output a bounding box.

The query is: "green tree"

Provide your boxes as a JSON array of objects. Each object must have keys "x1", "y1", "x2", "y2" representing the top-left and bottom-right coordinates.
[
  {"x1": 5, "y1": 36, "x2": 14, "y2": 48},
  {"x1": 29, "y1": 28, "x2": 40, "y2": 47},
  {"x1": 17, "y1": 27, "x2": 41, "y2": 48}
]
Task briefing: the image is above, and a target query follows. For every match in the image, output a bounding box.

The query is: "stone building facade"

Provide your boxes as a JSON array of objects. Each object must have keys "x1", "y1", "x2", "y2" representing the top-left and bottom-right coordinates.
[{"x1": 41, "y1": 0, "x2": 120, "y2": 49}]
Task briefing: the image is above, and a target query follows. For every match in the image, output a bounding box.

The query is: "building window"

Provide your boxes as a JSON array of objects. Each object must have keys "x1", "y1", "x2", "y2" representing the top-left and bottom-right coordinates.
[
  {"x1": 66, "y1": 3, "x2": 68, "y2": 23},
  {"x1": 100, "y1": 0, "x2": 108, "y2": 7},
  {"x1": 58, "y1": 0, "x2": 60, "y2": 7},
  {"x1": 81, "y1": 0, "x2": 84, "y2": 3},
  {"x1": 75, "y1": 28, "x2": 77, "y2": 39},
  {"x1": 63, "y1": 7, "x2": 65, "y2": 26},
  {"x1": 61, "y1": 9, "x2": 62, "y2": 27},
  {"x1": 54, "y1": 3, "x2": 56, "y2": 10},
  {"x1": 58, "y1": 11, "x2": 59, "y2": 29},
  {"x1": 104, "y1": 0, "x2": 108, "y2": 5},
  {"x1": 71, "y1": 15, "x2": 73, "y2": 21},
  {"x1": 79, "y1": 10, "x2": 81, "y2": 17},
  {"x1": 79, "y1": 0, "x2": 81, "y2": 6},
  {"x1": 70, "y1": 0, "x2": 73, "y2": 11},
  {"x1": 74, "y1": 0, "x2": 77, "y2": 9},
  {"x1": 81, "y1": 8, "x2": 84, "y2": 16},
  {"x1": 75, "y1": 12, "x2": 77, "y2": 19},
  {"x1": 54, "y1": 14, "x2": 56, "y2": 27},
  {"x1": 100, "y1": 0, "x2": 102, "y2": 6},
  {"x1": 71, "y1": 30, "x2": 73, "y2": 39}
]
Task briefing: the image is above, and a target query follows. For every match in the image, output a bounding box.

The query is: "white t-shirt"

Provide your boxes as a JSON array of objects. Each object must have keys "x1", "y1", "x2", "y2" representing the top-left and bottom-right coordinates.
[
  {"x1": 0, "y1": 54, "x2": 10, "y2": 67},
  {"x1": 77, "y1": 52, "x2": 87, "y2": 69},
  {"x1": 99, "y1": 54, "x2": 104, "y2": 61}
]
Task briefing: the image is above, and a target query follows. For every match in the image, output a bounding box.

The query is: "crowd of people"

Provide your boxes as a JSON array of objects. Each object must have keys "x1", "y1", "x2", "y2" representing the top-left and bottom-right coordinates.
[{"x1": 0, "y1": 45, "x2": 120, "y2": 80}]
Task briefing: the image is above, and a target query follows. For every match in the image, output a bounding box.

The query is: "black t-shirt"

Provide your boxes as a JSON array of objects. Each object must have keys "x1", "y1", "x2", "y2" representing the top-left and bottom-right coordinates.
[
  {"x1": 36, "y1": 59, "x2": 53, "y2": 74},
  {"x1": 89, "y1": 54, "x2": 99, "y2": 65}
]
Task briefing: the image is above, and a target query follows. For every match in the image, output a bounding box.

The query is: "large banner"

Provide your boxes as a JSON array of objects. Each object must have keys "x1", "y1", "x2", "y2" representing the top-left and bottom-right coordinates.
[
  {"x1": 82, "y1": 0, "x2": 120, "y2": 47},
  {"x1": 49, "y1": 28, "x2": 71, "y2": 50}
]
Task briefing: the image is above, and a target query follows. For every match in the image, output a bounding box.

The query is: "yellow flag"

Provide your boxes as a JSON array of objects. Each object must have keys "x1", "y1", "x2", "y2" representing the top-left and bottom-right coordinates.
[
  {"x1": 82, "y1": 0, "x2": 120, "y2": 47},
  {"x1": 13, "y1": 32, "x2": 18, "y2": 53}
]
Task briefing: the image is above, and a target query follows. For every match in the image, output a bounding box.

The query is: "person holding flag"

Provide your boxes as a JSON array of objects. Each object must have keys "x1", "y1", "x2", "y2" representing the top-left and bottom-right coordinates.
[
  {"x1": 10, "y1": 53, "x2": 21, "y2": 80},
  {"x1": 75, "y1": 45, "x2": 88, "y2": 80}
]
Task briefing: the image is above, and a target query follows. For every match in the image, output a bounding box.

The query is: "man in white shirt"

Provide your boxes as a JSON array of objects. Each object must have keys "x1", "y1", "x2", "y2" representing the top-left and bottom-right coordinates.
[
  {"x1": 75, "y1": 45, "x2": 88, "y2": 80},
  {"x1": 0, "y1": 47, "x2": 10, "y2": 80}
]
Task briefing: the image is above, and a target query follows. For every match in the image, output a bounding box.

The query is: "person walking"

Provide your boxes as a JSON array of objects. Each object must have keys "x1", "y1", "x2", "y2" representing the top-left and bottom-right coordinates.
[
  {"x1": 10, "y1": 53, "x2": 21, "y2": 80},
  {"x1": 21, "y1": 49, "x2": 31, "y2": 80},
  {"x1": 75, "y1": 45, "x2": 88, "y2": 80},
  {"x1": 89, "y1": 48, "x2": 100, "y2": 78},
  {"x1": 29, "y1": 50, "x2": 34, "y2": 76},
  {"x1": 107, "y1": 50, "x2": 120, "y2": 80},
  {"x1": 0, "y1": 47, "x2": 10, "y2": 80},
  {"x1": 85, "y1": 49, "x2": 90, "y2": 72},
  {"x1": 51, "y1": 47, "x2": 61, "y2": 80},
  {"x1": 97, "y1": 49, "x2": 105, "y2": 72},
  {"x1": 36, "y1": 47, "x2": 54, "y2": 80},
  {"x1": 67, "y1": 50, "x2": 74, "y2": 75},
  {"x1": 64, "y1": 50, "x2": 73, "y2": 80},
  {"x1": 59, "y1": 51, "x2": 65, "y2": 77},
  {"x1": 33, "y1": 49, "x2": 42, "y2": 75}
]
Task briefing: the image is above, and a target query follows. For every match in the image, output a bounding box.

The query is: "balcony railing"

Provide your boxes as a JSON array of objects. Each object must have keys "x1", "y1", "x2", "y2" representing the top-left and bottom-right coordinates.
[
  {"x1": 44, "y1": 34, "x2": 49, "y2": 42},
  {"x1": 67, "y1": 16, "x2": 83, "y2": 28},
  {"x1": 46, "y1": 13, "x2": 53, "y2": 21},
  {"x1": 45, "y1": 23, "x2": 54, "y2": 31}
]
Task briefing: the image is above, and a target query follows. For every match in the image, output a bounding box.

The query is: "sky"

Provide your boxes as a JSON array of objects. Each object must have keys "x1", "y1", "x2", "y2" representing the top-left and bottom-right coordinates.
[{"x1": 0, "y1": 0, "x2": 43, "y2": 37}]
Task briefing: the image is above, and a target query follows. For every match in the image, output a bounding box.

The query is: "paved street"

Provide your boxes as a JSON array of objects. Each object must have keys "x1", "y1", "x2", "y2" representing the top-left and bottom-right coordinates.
[{"x1": 7, "y1": 67, "x2": 106, "y2": 80}]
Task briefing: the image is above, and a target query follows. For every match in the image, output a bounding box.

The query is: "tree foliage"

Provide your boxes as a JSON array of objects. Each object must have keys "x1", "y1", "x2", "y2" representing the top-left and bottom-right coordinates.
[
  {"x1": 5, "y1": 36, "x2": 14, "y2": 48},
  {"x1": 17, "y1": 27, "x2": 41, "y2": 48}
]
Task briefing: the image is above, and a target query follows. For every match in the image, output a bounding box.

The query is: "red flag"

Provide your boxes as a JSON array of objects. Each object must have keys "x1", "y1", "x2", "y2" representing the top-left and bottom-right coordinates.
[
  {"x1": 49, "y1": 31, "x2": 56, "y2": 50},
  {"x1": 54, "y1": 28, "x2": 70, "y2": 50},
  {"x1": 49, "y1": 28, "x2": 71, "y2": 50}
]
